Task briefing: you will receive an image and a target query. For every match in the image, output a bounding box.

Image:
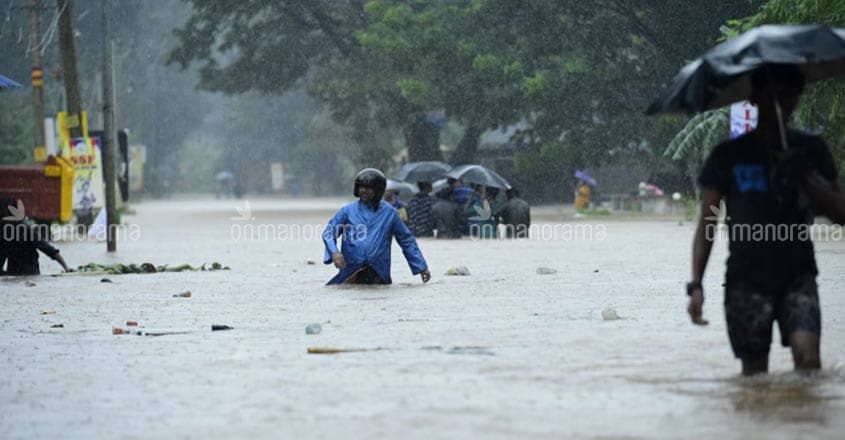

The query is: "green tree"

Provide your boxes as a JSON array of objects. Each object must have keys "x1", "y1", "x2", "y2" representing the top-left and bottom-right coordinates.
[{"x1": 0, "y1": 92, "x2": 33, "y2": 164}]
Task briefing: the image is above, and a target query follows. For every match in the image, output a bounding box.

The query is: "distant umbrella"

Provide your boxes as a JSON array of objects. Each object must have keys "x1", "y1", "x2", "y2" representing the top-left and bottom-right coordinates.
[
  {"x1": 431, "y1": 178, "x2": 450, "y2": 194},
  {"x1": 446, "y1": 164, "x2": 511, "y2": 189},
  {"x1": 0, "y1": 74, "x2": 23, "y2": 89},
  {"x1": 215, "y1": 171, "x2": 234, "y2": 181},
  {"x1": 574, "y1": 169, "x2": 597, "y2": 187},
  {"x1": 386, "y1": 179, "x2": 417, "y2": 200},
  {"x1": 393, "y1": 161, "x2": 452, "y2": 183}
]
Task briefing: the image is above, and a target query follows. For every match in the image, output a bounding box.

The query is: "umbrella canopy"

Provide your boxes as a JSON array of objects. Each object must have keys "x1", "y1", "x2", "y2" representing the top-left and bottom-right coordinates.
[
  {"x1": 385, "y1": 179, "x2": 418, "y2": 200},
  {"x1": 393, "y1": 161, "x2": 452, "y2": 183},
  {"x1": 646, "y1": 24, "x2": 845, "y2": 115},
  {"x1": 431, "y1": 178, "x2": 450, "y2": 194},
  {"x1": 574, "y1": 169, "x2": 597, "y2": 187},
  {"x1": 446, "y1": 164, "x2": 512, "y2": 189},
  {"x1": 0, "y1": 74, "x2": 23, "y2": 89}
]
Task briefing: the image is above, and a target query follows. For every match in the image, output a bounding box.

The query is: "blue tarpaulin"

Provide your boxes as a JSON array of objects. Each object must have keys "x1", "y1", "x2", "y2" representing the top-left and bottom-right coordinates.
[{"x1": 0, "y1": 74, "x2": 23, "y2": 89}]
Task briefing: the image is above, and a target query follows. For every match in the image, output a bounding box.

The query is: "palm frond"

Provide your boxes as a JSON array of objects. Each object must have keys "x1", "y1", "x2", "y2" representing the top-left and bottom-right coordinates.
[{"x1": 664, "y1": 108, "x2": 729, "y2": 161}]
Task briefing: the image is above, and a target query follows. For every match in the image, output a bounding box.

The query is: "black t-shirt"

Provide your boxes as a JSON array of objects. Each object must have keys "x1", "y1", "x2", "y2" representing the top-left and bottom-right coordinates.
[
  {"x1": 0, "y1": 222, "x2": 60, "y2": 275},
  {"x1": 698, "y1": 130, "x2": 838, "y2": 289}
]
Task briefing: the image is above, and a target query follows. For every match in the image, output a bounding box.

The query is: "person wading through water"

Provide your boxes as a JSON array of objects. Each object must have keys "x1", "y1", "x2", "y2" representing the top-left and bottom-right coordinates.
[
  {"x1": 322, "y1": 169, "x2": 431, "y2": 285},
  {"x1": 689, "y1": 66, "x2": 841, "y2": 376}
]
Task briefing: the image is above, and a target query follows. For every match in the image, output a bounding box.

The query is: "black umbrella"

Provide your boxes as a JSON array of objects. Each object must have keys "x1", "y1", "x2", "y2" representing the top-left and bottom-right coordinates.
[
  {"x1": 393, "y1": 161, "x2": 452, "y2": 183},
  {"x1": 646, "y1": 24, "x2": 845, "y2": 115},
  {"x1": 446, "y1": 164, "x2": 512, "y2": 189}
]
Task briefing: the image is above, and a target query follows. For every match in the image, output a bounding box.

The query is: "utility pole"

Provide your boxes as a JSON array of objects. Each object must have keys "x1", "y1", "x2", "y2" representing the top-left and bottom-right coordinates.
[
  {"x1": 29, "y1": 0, "x2": 46, "y2": 162},
  {"x1": 102, "y1": 0, "x2": 117, "y2": 252},
  {"x1": 56, "y1": 0, "x2": 83, "y2": 139}
]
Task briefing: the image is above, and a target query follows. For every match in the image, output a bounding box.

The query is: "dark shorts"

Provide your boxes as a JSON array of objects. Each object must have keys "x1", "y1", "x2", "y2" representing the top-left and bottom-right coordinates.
[{"x1": 724, "y1": 275, "x2": 820, "y2": 359}]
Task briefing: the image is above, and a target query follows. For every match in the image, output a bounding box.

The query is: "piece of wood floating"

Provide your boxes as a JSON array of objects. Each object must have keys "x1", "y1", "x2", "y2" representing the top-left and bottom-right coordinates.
[{"x1": 307, "y1": 347, "x2": 385, "y2": 354}]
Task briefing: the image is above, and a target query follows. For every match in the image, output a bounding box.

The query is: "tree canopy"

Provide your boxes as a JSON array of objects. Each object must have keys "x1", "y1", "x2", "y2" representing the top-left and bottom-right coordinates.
[{"x1": 168, "y1": 0, "x2": 761, "y2": 198}]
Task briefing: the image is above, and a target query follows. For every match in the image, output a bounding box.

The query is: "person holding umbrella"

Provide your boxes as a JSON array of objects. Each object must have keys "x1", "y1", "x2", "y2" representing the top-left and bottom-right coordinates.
[
  {"x1": 322, "y1": 169, "x2": 431, "y2": 285},
  {"x1": 648, "y1": 24, "x2": 845, "y2": 376},
  {"x1": 692, "y1": 66, "x2": 839, "y2": 375}
]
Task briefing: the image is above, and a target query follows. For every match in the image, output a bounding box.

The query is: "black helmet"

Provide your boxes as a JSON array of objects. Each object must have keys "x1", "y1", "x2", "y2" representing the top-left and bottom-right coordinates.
[{"x1": 353, "y1": 168, "x2": 387, "y2": 200}]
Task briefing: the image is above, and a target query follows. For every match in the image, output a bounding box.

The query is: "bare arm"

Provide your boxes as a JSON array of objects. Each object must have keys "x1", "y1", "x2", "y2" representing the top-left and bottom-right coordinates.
[
  {"x1": 689, "y1": 188, "x2": 722, "y2": 325},
  {"x1": 804, "y1": 172, "x2": 844, "y2": 225},
  {"x1": 53, "y1": 253, "x2": 73, "y2": 273}
]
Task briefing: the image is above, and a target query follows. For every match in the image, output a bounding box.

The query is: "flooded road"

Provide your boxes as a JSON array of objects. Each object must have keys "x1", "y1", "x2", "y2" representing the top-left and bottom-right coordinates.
[{"x1": 2, "y1": 198, "x2": 844, "y2": 439}]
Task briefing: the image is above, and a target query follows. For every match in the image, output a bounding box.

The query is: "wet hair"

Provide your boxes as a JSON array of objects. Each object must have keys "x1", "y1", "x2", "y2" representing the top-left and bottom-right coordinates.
[
  {"x1": 750, "y1": 65, "x2": 805, "y2": 93},
  {"x1": 417, "y1": 181, "x2": 432, "y2": 192}
]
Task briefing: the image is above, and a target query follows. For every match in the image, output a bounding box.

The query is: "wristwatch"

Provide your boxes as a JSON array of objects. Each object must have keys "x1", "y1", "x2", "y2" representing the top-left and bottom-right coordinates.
[{"x1": 686, "y1": 281, "x2": 703, "y2": 296}]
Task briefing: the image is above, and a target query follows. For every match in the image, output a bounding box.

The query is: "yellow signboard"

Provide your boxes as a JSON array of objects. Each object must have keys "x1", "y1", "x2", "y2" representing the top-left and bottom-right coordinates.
[
  {"x1": 60, "y1": 137, "x2": 104, "y2": 211},
  {"x1": 56, "y1": 111, "x2": 89, "y2": 147}
]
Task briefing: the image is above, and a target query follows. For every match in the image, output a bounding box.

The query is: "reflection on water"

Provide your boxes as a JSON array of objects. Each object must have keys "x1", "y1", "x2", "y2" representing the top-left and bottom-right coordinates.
[
  {"x1": 728, "y1": 372, "x2": 842, "y2": 425},
  {"x1": 629, "y1": 367, "x2": 845, "y2": 432}
]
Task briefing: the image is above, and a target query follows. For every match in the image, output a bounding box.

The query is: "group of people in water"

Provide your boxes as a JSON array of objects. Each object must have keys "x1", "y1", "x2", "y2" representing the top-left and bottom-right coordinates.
[
  {"x1": 321, "y1": 168, "x2": 532, "y2": 286},
  {"x1": 383, "y1": 177, "x2": 531, "y2": 240}
]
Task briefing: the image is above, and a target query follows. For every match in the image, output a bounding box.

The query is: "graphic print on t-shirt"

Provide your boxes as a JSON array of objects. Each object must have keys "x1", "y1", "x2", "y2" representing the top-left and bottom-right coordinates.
[{"x1": 733, "y1": 164, "x2": 768, "y2": 193}]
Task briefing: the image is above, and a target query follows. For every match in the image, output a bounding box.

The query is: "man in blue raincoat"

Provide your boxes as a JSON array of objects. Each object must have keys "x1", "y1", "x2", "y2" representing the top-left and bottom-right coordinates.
[{"x1": 323, "y1": 168, "x2": 431, "y2": 285}]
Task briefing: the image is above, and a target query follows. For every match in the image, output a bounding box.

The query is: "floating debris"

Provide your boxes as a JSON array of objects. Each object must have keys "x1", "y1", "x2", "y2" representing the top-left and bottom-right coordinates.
[
  {"x1": 536, "y1": 267, "x2": 557, "y2": 275},
  {"x1": 126, "y1": 320, "x2": 138, "y2": 327},
  {"x1": 446, "y1": 346, "x2": 495, "y2": 356},
  {"x1": 212, "y1": 324, "x2": 233, "y2": 331},
  {"x1": 100, "y1": 278, "x2": 113, "y2": 283},
  {"x1": 40, "y1": 310, "x2": 56, "y2": 315},
  {"x1": 445, "y1": 266, "x2": 470, "y2": 276},
  {"x1": 307, "y1": 347, "x2": 384, "y2": 354},
  {"x1": 50, "y1": 323, "x2": 64, "y2": 328},
  {"x1": 112, "y1": 327, "x2": 191, "y2": 337},
  {"x1": 172, "y1": 291, "x2": 192, "y2": 298},
  {"x1": 25, "y1": 281, "x2": 37, "y2": 287},
  {"x1": 602, "y1": 307, "x2": 619, "y2": 321},
  {"x1": 77, "y1": 262, "x2": 231, "y2": 275},
  {"x1": 305, "y1": 323, "x2": 322, "y2": 335}
]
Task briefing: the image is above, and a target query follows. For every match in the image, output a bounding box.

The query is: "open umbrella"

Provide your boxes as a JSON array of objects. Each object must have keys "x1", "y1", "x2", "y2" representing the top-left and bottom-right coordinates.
[
  {"x1": 393, "y1": 161, "x2": 452, "y2": 183},
  {"x1": 446, "y1": 164, "x2": 511, "y2": 189},
  {"x1": 386, "y1": 179, "x2": 417, "y2": 200},
  {"x1": 574, "y1": 169, "x2": 597, "y2": 187},
  {"x1": 431, "y1": 178, "x2": 450, "y2": 194},
  {"x1": 646, "y1": 24, "x2": 845, "y2": 115},
  {"x1": 0, "y1": 74, "x2": 23, "y2": 89}
]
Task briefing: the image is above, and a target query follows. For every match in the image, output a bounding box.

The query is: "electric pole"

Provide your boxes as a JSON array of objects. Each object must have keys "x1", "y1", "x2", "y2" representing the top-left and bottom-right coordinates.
[
  {"x1": 56, "y1": 0, "x2": 83, "y2": 139},
  {"x1": 102, "y1": 0, "x2": 117, "y2": 252},
  {"x1": 29, "y1": 0, "x2": 46, "y2": 162}
]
